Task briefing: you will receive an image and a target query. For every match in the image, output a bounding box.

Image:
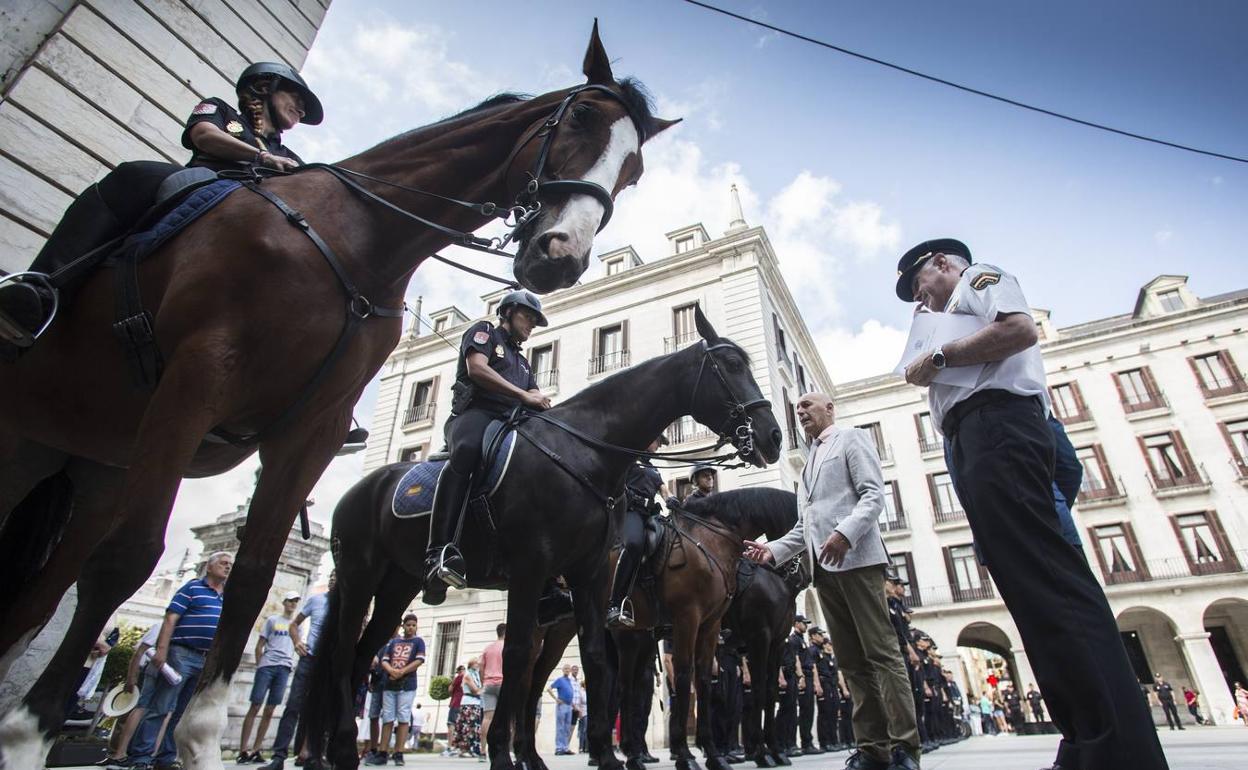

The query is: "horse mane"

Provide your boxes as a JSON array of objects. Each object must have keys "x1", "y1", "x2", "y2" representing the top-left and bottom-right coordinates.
[{"x1": 682, "y1": 487, "x2": 798, "y2": 540}]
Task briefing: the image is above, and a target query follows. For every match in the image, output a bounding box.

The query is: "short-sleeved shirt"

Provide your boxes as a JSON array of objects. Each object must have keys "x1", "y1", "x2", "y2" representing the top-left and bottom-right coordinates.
[
  {"x1": 167, "y1": 578, "x2": 223, "y2": 651},
  {"x1": 297, "y1": 591, "x2": 330, "y2": 655},
  {"x1": 460, "y1": 668, "x2": 483, "y2": 707},
  {"x1": 453, "y1": 321, "x2": 536, "y2": 414},
  {"x1": 482, "y1": 639, "x2": 505, "y2": 687},
  {"x1": 257, "y1": 613, "x2": 296, "y2": 669},
  {"x1": 182, "y1": 97, "x2": 303, "y2": 172},
  {"x1": 927, "y1": 263, "x2": 1050, "y2": 433},
  {"x1": 381, "y1": 635, "x2": 426, "y2": 691},
  {"x1": 550, "y1": 675, "x2": 574, "y2": 704}
]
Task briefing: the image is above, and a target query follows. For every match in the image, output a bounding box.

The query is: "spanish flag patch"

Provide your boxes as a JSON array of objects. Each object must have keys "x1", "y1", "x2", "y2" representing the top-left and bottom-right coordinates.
[{"x1": 970, "y1": 272, "x2": 1001, "y2": 291}]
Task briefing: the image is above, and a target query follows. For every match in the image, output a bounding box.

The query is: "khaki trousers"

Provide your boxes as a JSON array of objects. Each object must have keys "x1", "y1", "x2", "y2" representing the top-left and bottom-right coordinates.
[{"x1": 813, "y1": 562, "x2": 920, "y2": 762}]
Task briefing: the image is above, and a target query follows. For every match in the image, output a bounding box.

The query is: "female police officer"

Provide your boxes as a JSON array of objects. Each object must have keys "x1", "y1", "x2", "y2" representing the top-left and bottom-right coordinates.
[
  {"x1": 0, "y1": 62, "x2": 321, "y2": 348},
  {"x1": 606, "y1": 438, "x2": 673, "y2": 629},
  {"x1": 423, "y1": 290, "x2": 553, "y2": 605}
]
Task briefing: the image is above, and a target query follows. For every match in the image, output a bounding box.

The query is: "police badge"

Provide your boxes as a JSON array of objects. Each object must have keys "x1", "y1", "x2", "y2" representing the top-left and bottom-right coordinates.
[
  {"x1": 225, "y1": 120, "x2": 245, "y2": 135},
  {"x1": 494, "y1": 344, "x2": 505, "y2": 358}
]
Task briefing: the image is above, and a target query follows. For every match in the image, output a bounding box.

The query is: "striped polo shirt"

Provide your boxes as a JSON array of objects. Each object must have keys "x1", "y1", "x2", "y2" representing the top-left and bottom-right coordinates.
[{"x1": 167, "y1": 578, "x2": 223, "y2": 651}]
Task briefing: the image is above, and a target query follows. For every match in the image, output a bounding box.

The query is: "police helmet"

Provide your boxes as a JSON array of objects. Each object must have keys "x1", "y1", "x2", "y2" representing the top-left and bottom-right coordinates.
[
  {"x1": 237, "y1": 62, "x2": 324, "y2": 125},
  {"x1": 497, "y1": 290, "x2": 548, "y2": 327},
  {"x1": 689, "y1": 463, "x2": 717, "y2": 483}
]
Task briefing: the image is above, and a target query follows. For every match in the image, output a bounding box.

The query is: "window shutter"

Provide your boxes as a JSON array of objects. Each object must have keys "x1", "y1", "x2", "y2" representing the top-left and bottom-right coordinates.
[
  {"x1": 894, "y1": 482, "x2": 906, "y2": 516},
  {"x1": 1187, "y1": 355, "x2": 1211, "y2": 396},
  {"x1": 942, "y1": 546, "x2": 958, "y2": 591},
  {"x1": 1093, "y1": 444, "x2": 1115, "y2": 495},
  {"x1": 552, "y1": 339, "x2": 560, "y2": 372},
  {"x1": 1137, "y1": 435, "x2": 1157, "y2": 480},
  {"x1": 1171, "y1": 430, "x2": 1198, "y2": 478},
  {"x1": 431, "y1": 375, "x2": 440, "y2": 415},
  {"x1": 1111, "y1": 371, "x2": 1128, "y2": 407},
  {"x1": 1219, "y1": 421, "x2": 1244, "y2": 465},
  {"x1": 904, "y1": 553, "x2": 921, "y2": 605},
  {"x1": 1088, "y1": 527, "x2": 1110, "y2": 581},
  {"x1": 591, "y1": 326, "x2": 600, "y2": 359},
  {"x1": 1124, "y1": 521, "x2": 1149, "y2": 578},
  {"x1": 1206, "y1": 510, "x2": 1241, "y2": 571},
  {"x1": 622, "y1": 319, "x2": 630, "y2": 360},
  {"x1": 1072, "y1": 381, "x2": 1089, "y2": 415},
  {"x1": 926, "y1": 473, "x2": 938, "y2": 510},
  {"x1": 1141, "y1": 366, "x2": 1162, "y2": 403},
  {"x1": 1221, "y1": 350, "x2": 1244, "y2": 380},
  {"x1": 1169, "y1": 514, "x2": 1194, "y2": 572}
]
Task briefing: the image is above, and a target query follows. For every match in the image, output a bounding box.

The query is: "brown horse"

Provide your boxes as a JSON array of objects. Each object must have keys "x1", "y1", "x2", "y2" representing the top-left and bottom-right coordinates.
[
  {"x1": 0, "y1": 23, "x2": 677, "y2": 768},
  {"x1": 613, "y1": 506, "x2": 747, "y2": 770}
]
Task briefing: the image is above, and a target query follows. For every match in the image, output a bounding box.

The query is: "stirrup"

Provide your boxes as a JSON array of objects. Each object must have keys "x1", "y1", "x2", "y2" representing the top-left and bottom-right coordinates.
[
  {"x1": 606, "y1": 600, "x2": 635, "y2": 629},
  {"x1": 430, "y1": 544, "x2": 467, "y2": 589},
  {"x1": 0, "y1": 272, "x2": 58, "y2": 347}
]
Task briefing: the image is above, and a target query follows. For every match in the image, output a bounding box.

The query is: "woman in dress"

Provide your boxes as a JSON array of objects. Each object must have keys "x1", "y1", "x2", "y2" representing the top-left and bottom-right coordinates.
[{"x1": 453, "y1": 658, "x2": 485, "y2": 757}]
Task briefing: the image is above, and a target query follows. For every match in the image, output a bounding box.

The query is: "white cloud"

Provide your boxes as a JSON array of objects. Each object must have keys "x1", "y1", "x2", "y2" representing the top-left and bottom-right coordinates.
[
  {"x1": 816, "y1": 320, "x2": 909, "y2": 384},
  {"x1": 1154, "y1": 229, "x2": 1173, "y2": 245}
]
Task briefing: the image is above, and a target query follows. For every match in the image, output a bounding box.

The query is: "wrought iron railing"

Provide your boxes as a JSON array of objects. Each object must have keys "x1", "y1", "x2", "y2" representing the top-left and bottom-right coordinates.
[
  {"x1": 402, "y1": 402, "x2": 435, "y2": 426},
  {"x1": 664, "y1": 332, "x2": 699, "y2": 353},
  {"x1": 588, "y1": 350, "x2": 630, "y2": 376}
]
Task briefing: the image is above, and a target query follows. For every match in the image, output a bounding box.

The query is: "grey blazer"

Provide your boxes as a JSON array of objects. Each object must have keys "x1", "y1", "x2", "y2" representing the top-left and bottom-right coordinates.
[{"x1": 768, "y1": 426, "x2": 889, "y2": 572}]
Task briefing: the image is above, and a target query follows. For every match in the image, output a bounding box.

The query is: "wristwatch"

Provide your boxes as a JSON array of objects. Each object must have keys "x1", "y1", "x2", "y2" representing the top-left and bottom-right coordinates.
[{"x1": 932, "y1": 347, "x2": 947, "y2": 369}]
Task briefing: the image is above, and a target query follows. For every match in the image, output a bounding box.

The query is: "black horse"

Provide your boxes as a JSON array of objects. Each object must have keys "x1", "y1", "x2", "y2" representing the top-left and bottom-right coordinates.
[
  {"x1": 682, "y1": 488, "x2": 804, "y2": 769},
  {"x1": 305, "y1": 307, "x2": 782, "y2": 770}
]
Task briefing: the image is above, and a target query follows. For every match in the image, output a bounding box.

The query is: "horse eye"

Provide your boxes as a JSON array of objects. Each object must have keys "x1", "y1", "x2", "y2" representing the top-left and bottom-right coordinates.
[{"x1": 570, "y1": 104, "x2": 597, "y2": 126}]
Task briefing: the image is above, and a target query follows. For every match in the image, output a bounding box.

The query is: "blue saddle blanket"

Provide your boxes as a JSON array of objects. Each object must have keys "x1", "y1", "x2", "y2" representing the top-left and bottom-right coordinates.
[
  {"x1": 114, "y1": 179, "x2": 242, "y2": 264},
  {"x1": 392, "y1": 427, "x2": 517, "y2": 518}
]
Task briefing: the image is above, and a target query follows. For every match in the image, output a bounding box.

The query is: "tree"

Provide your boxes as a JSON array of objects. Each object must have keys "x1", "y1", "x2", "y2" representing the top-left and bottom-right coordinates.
[{"x1": 428, "y1": 674, "x2": 452, "y2": 748}]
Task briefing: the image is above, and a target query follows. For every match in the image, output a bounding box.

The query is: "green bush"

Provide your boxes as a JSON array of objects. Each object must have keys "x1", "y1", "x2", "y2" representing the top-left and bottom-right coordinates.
[
  {"x1": 428, "y1": 675, "x2": 451, "y2": 701},
  {"x1": 101, "y1": 625, "x2": 147, "y2": 691}
]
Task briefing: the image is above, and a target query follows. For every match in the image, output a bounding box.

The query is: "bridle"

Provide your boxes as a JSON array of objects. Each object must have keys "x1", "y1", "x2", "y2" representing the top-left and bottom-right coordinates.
[{"x1": 688, "y1": 340, "x2": 773, "y2": 462}]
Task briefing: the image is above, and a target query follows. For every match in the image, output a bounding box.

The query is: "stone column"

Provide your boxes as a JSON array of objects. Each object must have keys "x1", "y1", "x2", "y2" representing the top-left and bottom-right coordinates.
[
  {"x1": 1174, "y1": 631, "x2": 1236, "y2": 725},
  {"x1": 1010, "y1": 647, "x2": 1039, "y2": 692}
]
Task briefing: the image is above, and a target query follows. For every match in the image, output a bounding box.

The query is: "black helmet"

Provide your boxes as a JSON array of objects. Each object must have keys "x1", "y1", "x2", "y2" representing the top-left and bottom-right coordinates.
[
  {"x1": 497, "y1": 290, "x2": 548, "y2": 327},
  {"x1": 236, "y1": 62, "x2": 323, "y2": 125},
  {"x1": 690, "y1": 463, "x2": 717, "y2": 483}
]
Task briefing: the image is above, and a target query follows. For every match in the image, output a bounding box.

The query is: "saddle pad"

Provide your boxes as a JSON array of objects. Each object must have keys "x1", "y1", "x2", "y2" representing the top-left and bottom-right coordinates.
[
  {"x1": 391, "y1": 428, "x2": 516, "y2": 519},
  {"x1": 114, "y1": 179, "x2": 242, "y2": 265}
]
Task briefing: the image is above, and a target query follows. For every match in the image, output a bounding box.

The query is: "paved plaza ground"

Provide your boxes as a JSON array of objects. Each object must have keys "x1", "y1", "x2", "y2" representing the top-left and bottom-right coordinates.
[{"x1": 59, "y1": 725, "x2": 1248, "y2": 770}]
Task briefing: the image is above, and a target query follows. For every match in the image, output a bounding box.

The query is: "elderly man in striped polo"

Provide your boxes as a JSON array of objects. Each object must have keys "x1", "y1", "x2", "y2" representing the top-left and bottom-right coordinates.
[{"x1": 119, "y1": 551, "x2": 232, "y2": 770}]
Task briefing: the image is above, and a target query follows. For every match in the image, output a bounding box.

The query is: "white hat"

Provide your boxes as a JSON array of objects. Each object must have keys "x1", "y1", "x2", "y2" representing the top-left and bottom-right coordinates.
[
  {"x1": 282, "y1": 591, "x2": 301, "y2": 602},
  {"x1": 101, "y1": 683, "x2": 139, "y2": 717}
]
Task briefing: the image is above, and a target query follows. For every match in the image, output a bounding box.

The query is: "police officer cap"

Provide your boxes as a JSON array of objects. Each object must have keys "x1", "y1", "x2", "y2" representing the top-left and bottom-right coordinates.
[
  {"x1": 497, "y1": 290, "x2": 549, "y2": 326},
  {"x1": 689, "y1": 463, "x2": 717, "y2": 482},
  {"x1": 794, "y1": 614, "x2": 809, "y2": 625},
  {"x1": 237, "y1": 62, "x2": 324, "y2": 125},
  {"x1": 894, "y1": 238, "x2": 972, "y2": 302},
  {"x1": 884, "y1": 567, "x2": 908, "y2": 585},
  {"x1": 808, "y1": 627, "x2": 824, "y2": 636}
]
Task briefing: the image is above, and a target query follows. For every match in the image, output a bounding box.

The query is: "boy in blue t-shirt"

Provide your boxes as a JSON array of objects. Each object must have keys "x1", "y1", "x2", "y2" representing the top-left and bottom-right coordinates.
[{"x1": 368, "y1": 614, "x2": 425, "y2": 765}]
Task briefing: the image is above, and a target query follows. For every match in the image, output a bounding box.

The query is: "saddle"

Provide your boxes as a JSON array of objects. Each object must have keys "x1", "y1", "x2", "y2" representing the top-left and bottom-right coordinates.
[
  {"x1": 734, "y1": 554, "x2": 809, "y2": 596},
  {"x1": 391, "y1": 419, "x2": 517, "y2": 519}
]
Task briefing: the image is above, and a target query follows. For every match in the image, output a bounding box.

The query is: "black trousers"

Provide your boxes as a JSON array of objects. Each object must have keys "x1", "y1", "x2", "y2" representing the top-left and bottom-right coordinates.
[
  {"x1": 1160, "y1": 700, "x2": 1182, "y2": 729},
  {"x1": 838, "y1": 699, "x2": 854, "y2": 745},
  {"x1": 712, "y1": 661, "x2": 742, "y2": 752},
  {"x1": 776, "y1": 670, "x2": 797, "y2": 749},
  {"x1": 948, "y1": 393, "x2": 1169, "y2": 770},
  {"x1": 908, "y1": 666, "x2": 928, "y2": 743},
  {"x1": 796, "y1": 672, "x2": 815, "y2": 747},
  {"x1": 628, "y1": 644, "x2": 657, "y2": 754},
  {"x1": 815, "y1": 678, "x2": 837, "y2": 747}
]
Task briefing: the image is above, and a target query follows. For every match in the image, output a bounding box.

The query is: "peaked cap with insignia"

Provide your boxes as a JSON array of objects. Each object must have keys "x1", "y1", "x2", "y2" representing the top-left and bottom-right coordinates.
[{"x1": 894, "y1": 238, "x2": 972, "y2": 302}]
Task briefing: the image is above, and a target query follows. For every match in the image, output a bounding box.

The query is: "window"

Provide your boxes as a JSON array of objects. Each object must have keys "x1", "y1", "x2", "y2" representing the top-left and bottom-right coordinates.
[
  {"x1": 782, "y1": 388, "x2": 799, "y2": 451},
  {"x1": 433, "y1": 316, "x2": 448, "y2": 333},
  {"x1": 1090, "y1": 523, "x2": 1147, "y2": 584},
  {"x1": 796, "y1": 362, "x2": 808, "y2": 395},
  {"x1": 915, "y1": 412, "x2": 940, "y2": 453},
  {"x1": 1171, "y1": 511, "x2": 1240, "y2": 575},
  {"x1": 1139, "y1": 431, "x2": 1199, "y2": 489},
  {"x1": 880, "y1": 481, "x2": 907, "y2": 532},
  {"x1": 1189, "y1": 351, "x2": 1246, "y2": 397},
  {"x1": 605, "y1": 258, "x2": 625, "y2": 276},
  {"x1": 1075, "y1": 444, "x2": 1119, "y2": 500},
  {"x1": 1113, "y1": 367, "x2": 1164, "y2": 412},
  {"x1": 665, "y1": 415, "x2": 712, "y2": 445},
  {"x1": 928, "y1": 471, "x2": 963, "y2": 523},
  {"x1": 1050, "y1": 382, "x2": 1090, "y2": 424},
  {"x1": 674, "y1": 478, "x2": 695, "y2": 500},
  {"x1": 399, "y1": 444, "x2": 427, "y2": 463},
  {"x1": 485, "y1": 299, "x2": 500, "y2": 318},
  {"x1": 531, "y1": 342, "x2": 558, "y2": 389},
  {"x1": 675, "y1": 235, "x2": 694, "y2": 254},
  {"x1": 1220, "y1": 419, "x2": 1248, "y2": 477},
  {"x1": 772, "y1": 313, "x2": 788, "y2": 360},
  {"x1": 944, "y1": 544, "x2": 992, "y2": 602},
  {"x1": 889, "y1": 552, "x2": 920, "y2": 606},
  {"x1": 589, "y1": 322, "x2": 629, "y2": 375},
  {"x1": 1157, "y1": 289, "x2": 1184, "y2": 313},
  {"x1": 403, "y1": 378, "x2": 436, "y2": 425},
  {"x1": 857, "y1": 422, "x2": 889, "y2": 462},
  {"x1": 667, "y1": 304, "x2": 699, "y2": 351},
  {"x1": 432, "y1": 620, "x2": 462, "y2": 678}
]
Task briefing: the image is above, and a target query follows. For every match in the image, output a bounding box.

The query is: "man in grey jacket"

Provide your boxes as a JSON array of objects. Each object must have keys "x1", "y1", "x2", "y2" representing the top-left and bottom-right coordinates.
[{"x1": 745, "y1": 392, "x2": 920, "y2": 770}]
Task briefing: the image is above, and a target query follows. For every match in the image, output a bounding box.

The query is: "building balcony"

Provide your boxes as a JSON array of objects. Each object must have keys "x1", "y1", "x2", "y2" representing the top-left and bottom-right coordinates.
[
  {"x1": 875, "y1": 443, "x2": 894, "y2": 465},
  {"x1": 1122, "y1": 393, "x2": 1170, "y2": 420},
  {"x1": 588, "y1": 350, "x2": 630, "y2": 376},
  {"x1": 1233, "y1": 459, "x2": 1248, "y2": 485},
  {"x1": 535, "y1": 368, "x2": 559, "y2": 389},
  {"x1": 932, "y1": 506, "x2": 967, "y2": 526},
  {"x1": 1147, "y1": 464, "x2": 1212, "y2": 498},
  {"x1": 1056, "y1": 410, "x2": 1095, "y2": 431},
  {"x1": 1077, "y1": 476, "x2": 1127, "y2": 508},
  {"x1": 878, "y1": 512, "x2": 909, "y2": 534},
  {"x1": 912, "y1": 582, "x2": 995, "y2": 608},
  {"x1": 1101, "y1": 550, "x2": 1245, "y2": 587},
  {"x1": 664, "y1": 332, "x2": 699, "y2": 353},
  {"x1": 402, "y1": 402, "x2": 435, "y2": 427},
  {"x1": 664, "y1": 418, "x2": 715, "y2": 446},
  {"x1": 918, "y1": 435, "x2": 943, "y2": 456},
  {"x1": 1200, "y1": 374, "x2": 1248, "y2": 400}
]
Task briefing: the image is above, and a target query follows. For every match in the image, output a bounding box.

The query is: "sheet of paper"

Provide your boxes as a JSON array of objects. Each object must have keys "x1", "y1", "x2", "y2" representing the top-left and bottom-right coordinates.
[{"x1": 893, "y1": 312, "x2": 989, "y2": 388}]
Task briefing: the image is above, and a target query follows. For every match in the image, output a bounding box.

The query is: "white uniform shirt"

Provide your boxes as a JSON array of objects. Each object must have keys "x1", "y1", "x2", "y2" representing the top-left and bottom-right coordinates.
[{"x1": 928, "y1": 263, "x2": 1050, "y2": 433}]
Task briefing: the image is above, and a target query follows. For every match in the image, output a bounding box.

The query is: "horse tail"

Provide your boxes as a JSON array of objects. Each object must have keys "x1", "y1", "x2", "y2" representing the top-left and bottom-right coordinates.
[{"x1": 0, "y1": 472, "x2": 74, "y2": 605}]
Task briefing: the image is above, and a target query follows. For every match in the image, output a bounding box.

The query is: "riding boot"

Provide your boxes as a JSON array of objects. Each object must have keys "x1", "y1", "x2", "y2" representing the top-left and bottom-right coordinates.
[
  {"x1": 0, "y1": 184, "x2": 121, "y2": 348},
  {"x1": 606, "y1": 547, "x2": 641, "y2": 629},
  {"x1": 422, "y1": 465, "x2": 472, "y2": 605},
  {"x1": 536, "y1": 578, "x2": 574, "y2": 627}
]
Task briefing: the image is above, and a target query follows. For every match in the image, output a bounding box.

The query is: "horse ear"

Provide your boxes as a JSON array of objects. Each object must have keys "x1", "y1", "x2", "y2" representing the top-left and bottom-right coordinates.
[
  {"x1": 645, "y1": 117, "x2": 682, "y2": 141},
  {"x1": 582, "y1": 19, "x2": 615, "y2": 85},
  {"x1": 694, "y1": 305, "x2": 720, "y2": 345}
]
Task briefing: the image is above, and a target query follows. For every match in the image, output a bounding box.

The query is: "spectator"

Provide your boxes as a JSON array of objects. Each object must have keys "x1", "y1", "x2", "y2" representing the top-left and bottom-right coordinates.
[
  {"x1": 260, "y1": 570, "x2": 336, "y2": 770},
  {"x1": 1181, "y1": 687, "x2": 1206, "y2": 726},
  {"x1": 479, "y1": 624, "x2": 506, "y2": 753},
  {"x1": 548, "y1": 664, "x2": 575, "y2": 755},
  {"x1": 101, "y1": 623, "x2": 160, "y2": 766},
  {"x1": 570, "y1": 664, "x2": 587, "y2": 754},
  {"x1": 410, "y1": 704, "x2": 427, "y2": 750},
  {"x1": 442, "y1": 664, "x2": 465, "y2": 756},
  {"x1": 237, "y1": 591, "x2": 300, "y2": 763},
  {"x1": 1234, "y1": 682, "x2": 1248, "y2": 726},
  {"x1": 454, "y1": 658, "x2": 484, "y2": 757},
  {"x1": 368, "y1": 614, "x2": 426, "y2": 766},
  {"x1": 978, "y1": 692, "x2": 996, "y2": 736},
  {"x1": 363, "y1": 644, "x2": 388, "y2": 764},
  {"x1": 125, "y1": 551, "x2": 232, "y2": 769}
]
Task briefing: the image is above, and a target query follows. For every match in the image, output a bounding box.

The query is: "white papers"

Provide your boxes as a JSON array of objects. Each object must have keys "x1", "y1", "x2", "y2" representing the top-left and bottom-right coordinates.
[{"x1": 894, "y1": 312, "x2": 989, "y2": 388}]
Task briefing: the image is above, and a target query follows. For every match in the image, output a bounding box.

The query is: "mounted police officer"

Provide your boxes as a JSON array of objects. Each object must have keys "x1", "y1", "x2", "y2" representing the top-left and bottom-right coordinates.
[
  {"x1": 0, "y1": 62, "x2": 321, "y2": 350},
  {"x1": 606, "y1": 436, "x2": 673, "y2": 629},
  {"x1": 684, "y1": 464, "x2": 717, "y2": 502},
  {"x1": 423, "y1": 290, "x2": 551, "y2": 605}
]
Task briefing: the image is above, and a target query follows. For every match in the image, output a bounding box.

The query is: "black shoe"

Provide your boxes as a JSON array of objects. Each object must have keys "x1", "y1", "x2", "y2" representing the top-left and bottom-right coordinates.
[
  {"x1": 392, "y1": 752, "x2": 405, "y2": 765},
  {"x1": 605, "y1": 605, "x2": 635, "y2": 629},
  {"x1": 0, "y1": 280, "x2": 53, "y2": 348},
  {"x1": 886, "y1": 748, "x2": 920, "y2": 770},
  {"x1": 258, "y1": 759, "x2": 285, "y2": 770},
  {"x1": 363, "y1": 752, "x2": 388, "y2": 766},
  {"x1": 641, "y1": 753, "x2": 660, "y2": 763},
  {"x1": 843, "y1": 751, "x2": 889, "y2": 770},
  {"x1": 800, "y1": 745, "x2": 823, "y2": 756},
  {"x1": 537, "y1": 585, "x2": 575, "y2": 627}
]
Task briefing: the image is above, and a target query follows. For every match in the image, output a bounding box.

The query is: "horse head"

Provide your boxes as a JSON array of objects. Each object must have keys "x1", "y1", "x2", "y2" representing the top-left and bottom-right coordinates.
[
  {"x1": 509, "y1": 21, "x2": 679, "y2": 293},
  {"x1": 687, "y1": 306, "x2": 784, "y2": 467}
]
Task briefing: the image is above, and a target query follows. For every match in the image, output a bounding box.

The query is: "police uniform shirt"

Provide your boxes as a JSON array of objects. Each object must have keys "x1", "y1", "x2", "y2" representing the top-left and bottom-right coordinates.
[
  {"x1": 625, "y1": 460, "x2": 663, "y2": 511},
  {"x1": 887, "y1": 595, "x2": 911, "y2": 650},
  {"x1": 927, "y1": 263, "x2": 1050, "y2": 433},
  {"x1": 182, "y1": 97, "x2": 304, "y2": 172},
  {"x1": 454, "y1": 321, "x2": 537, "y2": 413}
]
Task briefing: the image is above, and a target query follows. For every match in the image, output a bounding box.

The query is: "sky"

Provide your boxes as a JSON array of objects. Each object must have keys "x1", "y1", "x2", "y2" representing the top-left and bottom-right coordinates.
[{"x1": 160, "y1": 0, "x2": 1248, "y2": 572}]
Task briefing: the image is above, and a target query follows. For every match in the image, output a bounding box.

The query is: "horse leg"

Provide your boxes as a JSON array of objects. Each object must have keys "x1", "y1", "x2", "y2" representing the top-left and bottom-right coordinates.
[
  {"x1": 745, "y1": 634, "x2": 774, "y2": 769},
  {"x1": 518, "y1": 619, "x2": 576, "y2": 770},
  {"x1": 693, "y1": 623, "x2": 729, "y2": 770},
  {"x1": 174, "y1": 416, "x2": 349, "y2": 770},
  {"x1": 615, "y1": 633, "x2": 644, "y2": 770},
  {"x1": 669, "y1": 618, "x2": 699, "y2": 770},
  {"x1": 570, "y1": 578, "x2": 624, "y2": 770},
  {"x1": 0, "y1": 460, "x2": 131, "y2": 767},
  {"x1": 489, "y1": 572, "x2": 543, "y2": 770},
  {"x1": 764, "y1": 640, "x2": 788, "y2": 767}
]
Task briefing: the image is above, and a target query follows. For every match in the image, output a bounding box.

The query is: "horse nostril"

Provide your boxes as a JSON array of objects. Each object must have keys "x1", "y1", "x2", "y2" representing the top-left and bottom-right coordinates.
[
  {"x1": 537, "y1": 230, "x2": 570, "y2": 256},
  {"x1": 770, "y1": 428, "x2": 783, "y2": 447}
]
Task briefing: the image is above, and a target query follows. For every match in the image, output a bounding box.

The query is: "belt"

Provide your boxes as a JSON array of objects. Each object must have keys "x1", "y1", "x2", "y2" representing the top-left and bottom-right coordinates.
[
  {"x1": 941, "y1": 389, "x2": 1040, "y2": 437},
  {"x1": 171, "y1": 643, "x2": 207, "y2": 655}
]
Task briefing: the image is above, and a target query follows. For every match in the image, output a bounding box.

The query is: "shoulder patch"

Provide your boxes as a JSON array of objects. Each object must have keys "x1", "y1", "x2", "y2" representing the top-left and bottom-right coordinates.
[
  {"x1": 970, "y1": 272, "x2": 1001, "y2": 291},
  {"x1": 192, "y1": 102, "x2": 218, "y2": 115},
  {"x1": 473, "y1": 331, "x2": 490, "y2": 345}
]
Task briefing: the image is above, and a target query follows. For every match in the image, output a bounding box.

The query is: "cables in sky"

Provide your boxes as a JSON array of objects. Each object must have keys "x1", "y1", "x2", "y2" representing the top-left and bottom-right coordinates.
[{"x1": 682, "y1": 0, "x2": 1247, "y2": 164}]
